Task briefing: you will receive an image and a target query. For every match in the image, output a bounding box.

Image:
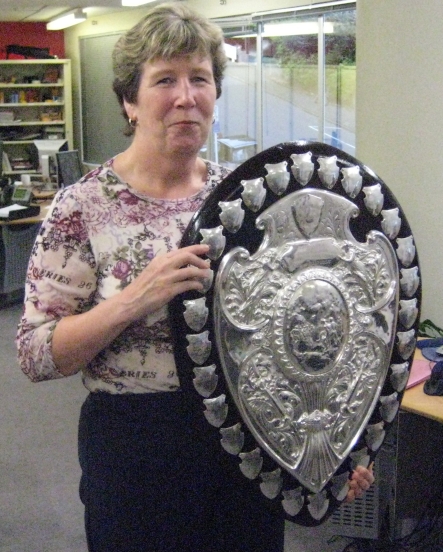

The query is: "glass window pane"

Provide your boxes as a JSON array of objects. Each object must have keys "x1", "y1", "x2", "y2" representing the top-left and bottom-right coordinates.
[
  {"x1": 216, "y1": 37, "x2": 257, "y2": 169},
  {"x1": 262, "y1": 15, "x2": 319, "y2": 150},
  {"x1": 324, "y1": 9, "x2": 356, "y2": 155},
  {"x1": 209, "y1": 6, "x2": 356, "y2": 166}
]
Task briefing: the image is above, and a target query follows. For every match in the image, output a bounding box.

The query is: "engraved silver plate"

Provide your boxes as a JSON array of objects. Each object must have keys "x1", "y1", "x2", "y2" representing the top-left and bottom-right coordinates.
[
  {"x1": 396, "y1": 236, "x2": 416, "y2": 267},
  {"x1": 241, "y1": 177, "x2": 266, "y2": 212},
  {"x1": 290, "y1": 152, "x2": 314, "y2": 186},
  {"x1": 282, "y1": 488, "x2": 304, "y2": 516},
  {"x1": 381, "y1": 208, "x2": 401, "y2": 240},
  {"x1": 220, "y1": 422, "x2": 245, "y2": 455},
  {"x1": 219, "y1": 199, "x2": 245, "y2": 233},
  {"x1": 318, "y1": 155, "x2": 339, "y2": 189},
  {"x1": 199, "y1": 226, "x2": 226, "y2": 260},
  {"x1": 171, "y1": 141, "x2": 421, "y2": 526},
  {"x1": 365, "y1": 421, "x2": 386, "y2": 451},
  {"x1": 183, "y1": 297, "x2": 208, "y2": 331},
  {"x1": 239, "y1": 447, "x2": 263, "y2": 479},
  {"x1": 307, "y1": 490, "x2": 329, "y2": 520},
  {"x1": 363, "y1": 183, "x2": 384, "y2": 215},
  {"x1": 214, "y1": 188, "x2": 398, "y2": 493},
  {"x1": 265, "y1": 161, "x2": 290, "y2": 195},
  {"x1": 400, "y1": 267, "x2": 420, "y2": 297},
  {"x1": 186, "y1": 331, "x2": 211, "y2": 365},
  {"x1": 260, "y1": 468, "x2": 283, "y2": 499},
  {"x1": 203, "y1": 394, "x2": 228, "y2": 427},
  {"x1": 193, "y1": 364, "x2": 218, "y2": 398},
  {"x1": 341, "y1": 165, "x2": 362, "y2": 198},
  {"x1": 390, "y1": 362, "x2": 409, "y2": 391}
]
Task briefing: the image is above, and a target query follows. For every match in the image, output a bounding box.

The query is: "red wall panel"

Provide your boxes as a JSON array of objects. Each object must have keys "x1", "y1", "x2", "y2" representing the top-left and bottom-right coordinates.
[{"x1": 0, "y1": 23, "x2": 65, "y2": 60}]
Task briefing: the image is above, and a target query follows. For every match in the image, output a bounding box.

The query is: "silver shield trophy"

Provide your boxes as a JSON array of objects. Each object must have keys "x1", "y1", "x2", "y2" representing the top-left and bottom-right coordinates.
[{"x1": 170, "y1": 142, "x2": 421, "y2": 525}]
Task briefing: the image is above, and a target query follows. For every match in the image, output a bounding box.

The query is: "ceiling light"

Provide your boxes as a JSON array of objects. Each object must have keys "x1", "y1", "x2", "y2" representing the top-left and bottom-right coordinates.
[
  {"x1": 121, "y1": 0, "x2": 158, "y2": 6},
  {"x1": 47, "y1": 9, "x2": 87, "y2": 31},
  {"x1": 263, "y1": 22, "x2": 334, "y2": 36},
  {"x1": 234, "y1": 21, "x2": 334, "y2": 38},
  {"x1": 253, "y1": 0, "x2": 355, "y2": 18}
]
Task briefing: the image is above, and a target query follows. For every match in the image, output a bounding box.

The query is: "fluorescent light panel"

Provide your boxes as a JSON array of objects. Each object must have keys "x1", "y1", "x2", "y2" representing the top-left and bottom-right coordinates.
[
  {"x1": 224, "y1": 43, "x2": 238, "y2": 62},
  {"x1": 263, "y1": 21, "x2": 334, "y2": 36},
  {"x1": 121, "y1": 0, "x2": 158, "y2": 6},
  {"x1": 253, "y1": 0, "x2": 355, "y2": 18},
  {"x1": 47, "y1": 9, "x2": 87, "y2": 30},
  {"x1": 233, "y1": 21, "x2": 334, "y2": 38}
]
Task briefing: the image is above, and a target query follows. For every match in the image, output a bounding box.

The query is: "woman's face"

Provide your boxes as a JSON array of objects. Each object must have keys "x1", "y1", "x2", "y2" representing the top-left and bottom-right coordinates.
[{"x1": 124, "y1": 53, "x2": 217, "y2": 157}]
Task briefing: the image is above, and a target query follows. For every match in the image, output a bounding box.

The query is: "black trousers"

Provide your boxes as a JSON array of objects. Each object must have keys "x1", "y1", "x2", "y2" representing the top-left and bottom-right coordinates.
[{"x1": 78, "y1": 391, "x2": 285, "y2": 552}]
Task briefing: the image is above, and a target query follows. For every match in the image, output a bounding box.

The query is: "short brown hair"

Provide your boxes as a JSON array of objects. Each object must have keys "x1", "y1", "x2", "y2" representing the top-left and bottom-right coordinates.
[{"x1": 112, "y1": 2, "x2": 227, "y2": 135}]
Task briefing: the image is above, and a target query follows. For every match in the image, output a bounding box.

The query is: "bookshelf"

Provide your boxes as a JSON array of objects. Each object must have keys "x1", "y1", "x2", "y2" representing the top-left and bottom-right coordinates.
[{"x1": 0, "y1": 59, "x2": 73, "y2": 178}]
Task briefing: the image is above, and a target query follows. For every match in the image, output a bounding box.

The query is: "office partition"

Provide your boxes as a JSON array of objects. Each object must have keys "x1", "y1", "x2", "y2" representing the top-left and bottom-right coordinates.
[{"x1": 79, "y1": 32, "x2": 131, "y2": 165}]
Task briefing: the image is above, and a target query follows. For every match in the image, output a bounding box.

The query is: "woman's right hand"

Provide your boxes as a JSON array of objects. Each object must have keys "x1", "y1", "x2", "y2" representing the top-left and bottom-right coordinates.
[
  {"x1": 51, "y1": 244, "x2": 210, "y2": 375},
  {"x1": 119, "y1": 243, "x2": 211, "y2": 321}
]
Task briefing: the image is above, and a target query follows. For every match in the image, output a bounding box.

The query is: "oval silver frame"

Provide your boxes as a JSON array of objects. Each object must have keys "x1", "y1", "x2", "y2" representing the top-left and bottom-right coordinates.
[{"x1": 170, "y1": 142, "x2": 421, "y2": 526}]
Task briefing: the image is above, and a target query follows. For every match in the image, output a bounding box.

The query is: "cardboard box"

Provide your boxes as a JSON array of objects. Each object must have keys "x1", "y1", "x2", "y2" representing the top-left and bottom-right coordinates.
[
  {"x1": 0, "y1": 111, "x2": 14, "y2": 123},
  {"x1": 218, "y1": 135, "x2": 257, "y2": 164}
]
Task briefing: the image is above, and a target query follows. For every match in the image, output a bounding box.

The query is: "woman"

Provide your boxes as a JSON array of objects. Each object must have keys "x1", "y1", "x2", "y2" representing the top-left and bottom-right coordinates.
[{"x1": 16, "y1": 4, "x2": 373, "y2": 552}]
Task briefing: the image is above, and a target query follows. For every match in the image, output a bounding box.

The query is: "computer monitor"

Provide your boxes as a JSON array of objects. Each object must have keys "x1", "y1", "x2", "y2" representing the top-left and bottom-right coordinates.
[
  {"x1": 33, "y1": 139, "x2": 68, "y2": 182},
  {"x1": 56, "y1": 150, "x2": 84, "y2": 188}
]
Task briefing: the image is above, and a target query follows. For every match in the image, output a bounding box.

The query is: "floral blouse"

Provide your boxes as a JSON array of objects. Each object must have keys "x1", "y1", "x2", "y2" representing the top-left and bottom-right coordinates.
[{"x1": 16, "y1": 158, "x2": 230, "y2": 394}]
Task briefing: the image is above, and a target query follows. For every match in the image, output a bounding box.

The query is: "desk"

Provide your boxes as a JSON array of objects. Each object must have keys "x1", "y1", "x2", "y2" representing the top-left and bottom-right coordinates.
[
  {"x1": 401, "y1": 347, "x2": 443, "y2": 423},
  {"x1": 0, "y1": 199, "x2": 52, "y2": 300},
  {"x1": 331, "y1": 346, "x2": 443, "y2": 542},
  {"x1": 388, "y1": 345, "x2": 443, "y2": 539}
]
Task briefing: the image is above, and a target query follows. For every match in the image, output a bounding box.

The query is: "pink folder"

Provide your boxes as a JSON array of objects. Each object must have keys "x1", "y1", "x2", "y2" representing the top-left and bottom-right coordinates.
[{"x1": 406, "y1": 359, "x2": 433, "y2": 389}]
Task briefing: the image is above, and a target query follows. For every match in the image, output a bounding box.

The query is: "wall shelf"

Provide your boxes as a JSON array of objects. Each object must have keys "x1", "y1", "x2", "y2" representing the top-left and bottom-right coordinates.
[
  {"x1": 0, "y1": 59, "x2": 73, "y2": 179},
  {"x1": 0, "y1": 102, "x2": 64, "y2": 107},
  {"x1": 0, "y1": 83, "x2": 64, "y2": 88}
]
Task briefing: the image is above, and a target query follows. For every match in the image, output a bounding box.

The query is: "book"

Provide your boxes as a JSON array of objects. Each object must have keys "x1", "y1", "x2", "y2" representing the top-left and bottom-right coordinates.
[{"x1": 2, "y1": 151, "x2": 12, "y2": 172}]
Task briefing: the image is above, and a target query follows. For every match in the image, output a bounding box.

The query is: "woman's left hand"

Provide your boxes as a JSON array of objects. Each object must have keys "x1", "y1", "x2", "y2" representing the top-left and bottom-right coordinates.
[{"x1": 346, "y1": 463, "x2": 375, "y2": 502}]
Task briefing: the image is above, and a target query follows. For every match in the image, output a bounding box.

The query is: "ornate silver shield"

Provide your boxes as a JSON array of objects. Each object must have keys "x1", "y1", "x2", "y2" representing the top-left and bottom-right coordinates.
[{"x1": 170, "y1": 142, "x2": 421, "y2": 525}]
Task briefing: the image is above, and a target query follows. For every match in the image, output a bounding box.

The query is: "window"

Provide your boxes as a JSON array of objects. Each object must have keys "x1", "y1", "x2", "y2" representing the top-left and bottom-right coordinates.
[{"x1": 212, "y1": 2, "x2": 356, "y2": 168}]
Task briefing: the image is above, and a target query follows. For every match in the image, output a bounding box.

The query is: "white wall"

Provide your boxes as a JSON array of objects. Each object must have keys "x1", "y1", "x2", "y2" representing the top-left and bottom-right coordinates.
[
  {"x1": 64, "y1": 0, "x2": 443, "y2": 326},
  {"x1": 357, "y1": 0, "x2": 443, "y2": 327}
]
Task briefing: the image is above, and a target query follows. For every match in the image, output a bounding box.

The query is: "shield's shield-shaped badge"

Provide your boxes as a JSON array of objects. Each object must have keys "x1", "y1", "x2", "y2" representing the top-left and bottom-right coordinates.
[
  {"x1": 290, "y1": 152, "x2": 315, "y2": 186},
  {"x1": 170, "y1": 142, "x2": 421, "y2": 526},
  {"x1": 199, "y1": 226, "x2": 226, "y2": 261},
  {"x1": 291, "y1": 193, "x2": 323, "y2": 238},
  {"x1": 341, "y1": 165, "x2": 362, "y2": 198},
  {"x1": 183, "y1": 297, "x2": 208, "y2": 332},
  {"x1": 186, "y1": 331, "x2": 211, "y2": 365}
]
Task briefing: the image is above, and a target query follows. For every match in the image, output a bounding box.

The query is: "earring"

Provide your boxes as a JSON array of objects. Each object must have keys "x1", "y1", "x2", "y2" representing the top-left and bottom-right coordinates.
[{"x1": 128, "y1": 118, "x2": 138, "y2": 127}]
